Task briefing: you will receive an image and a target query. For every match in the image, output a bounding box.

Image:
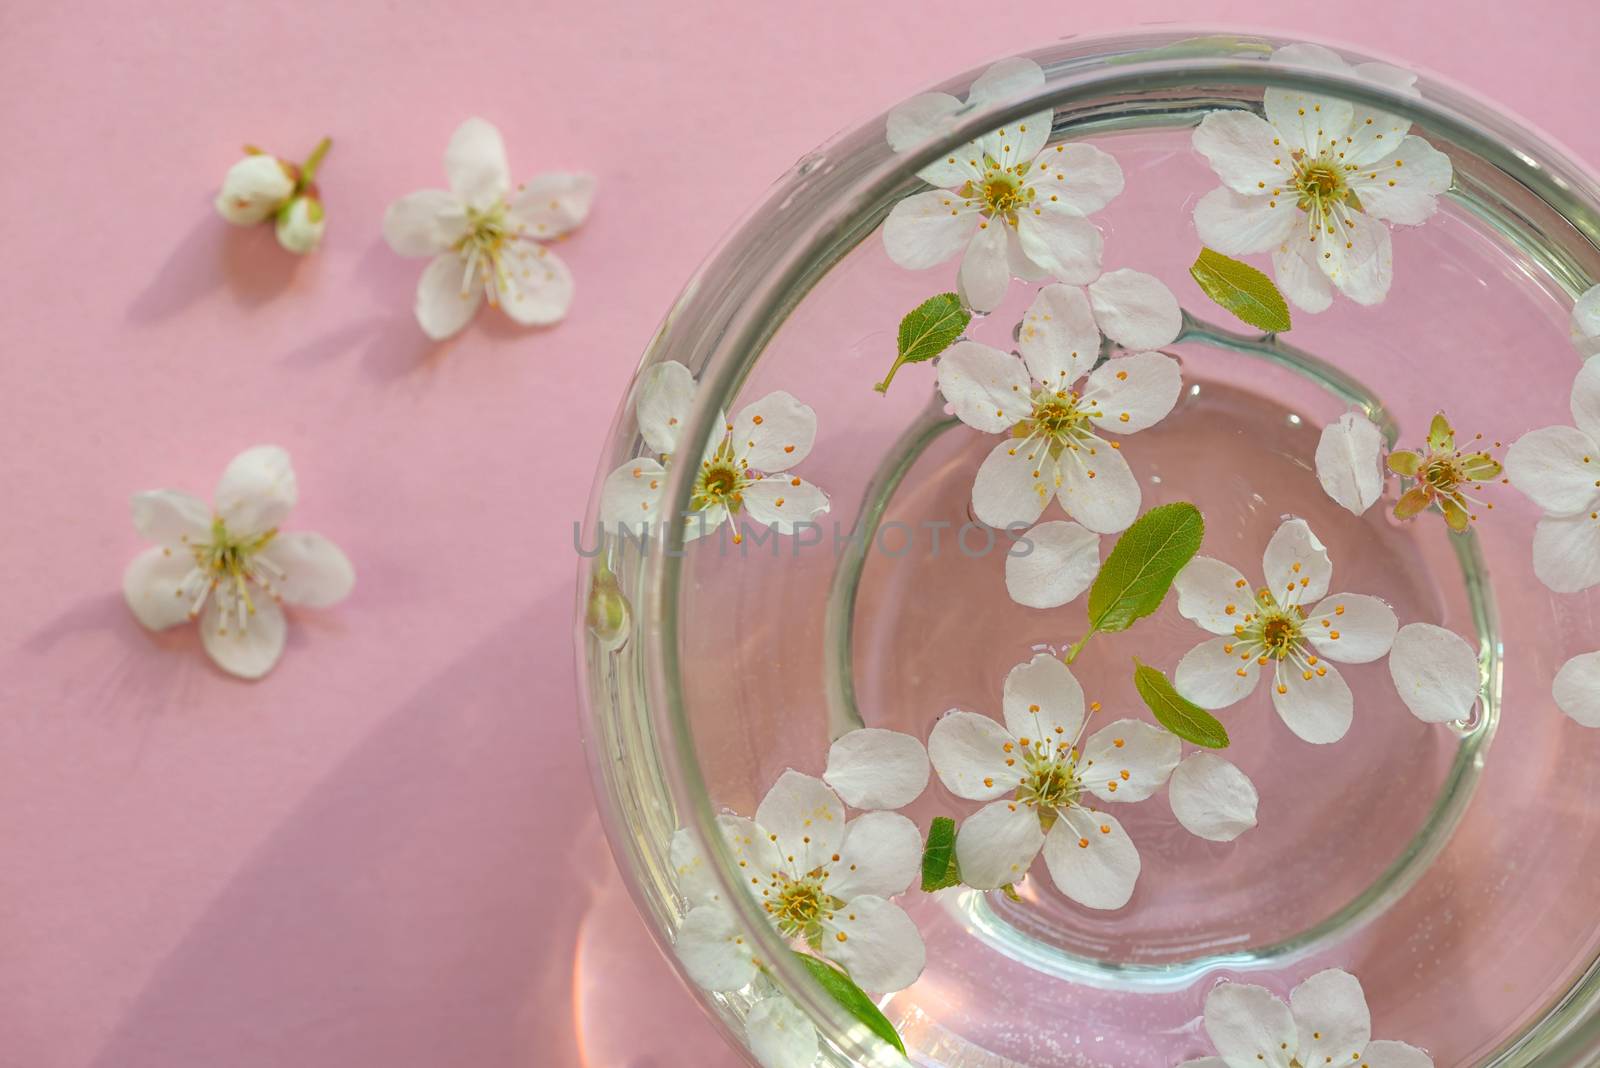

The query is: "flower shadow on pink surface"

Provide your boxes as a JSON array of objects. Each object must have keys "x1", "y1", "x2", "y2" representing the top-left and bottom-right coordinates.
[
  {"x1": 128, "y1": 212, "x2": 310, "y2": 323},
  {"x1": 67, "y1": 590, "x2": 725, "y2": 1068}
]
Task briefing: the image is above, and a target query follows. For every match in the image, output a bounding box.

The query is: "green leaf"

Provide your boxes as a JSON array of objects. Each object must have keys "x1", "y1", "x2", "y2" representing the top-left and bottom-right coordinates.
[
  {"x1": 1189, "y1": 247, "x2": 1292, "y2": 334},
  {"x1": 1132, "y1": 659, "x2": 1229, "y2": 748},
  {"x1": 920, "y1": 816, "x2": 962, "y2": 891},
  {"x1": 876, "y1": 292, "x2": 970, "y2": 394},
  {"x1": 1086, "y1": 502, "x2": 1205, "y2": 635},
  {"x1": 790, "y1": 951, "x2": 906, "y2": 1055}
]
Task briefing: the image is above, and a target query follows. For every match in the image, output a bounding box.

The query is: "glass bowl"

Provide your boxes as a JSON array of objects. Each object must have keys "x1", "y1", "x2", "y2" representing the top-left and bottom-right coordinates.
[{"x1": 576, "y1": 28, "x2": 1600, "y2": 1068}]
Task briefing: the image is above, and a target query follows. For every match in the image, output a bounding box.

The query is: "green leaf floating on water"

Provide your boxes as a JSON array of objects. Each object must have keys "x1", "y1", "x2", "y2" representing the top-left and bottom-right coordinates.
[
  {"x1": 1133, "y1": 658, "x2": 1229, "y2": 749},
  {"x1": 1189, "y1": 247, "x2": 1292, "y2": 334},
  {"x1": 790, "y1": 951, "x2": 907, "y2": 1055},
  {"x1": 1087, "y1": 502, "x2": 1205, "y2": 634},
  {"x1": 876, "y1": 292, "x2": 970, "y2": 394},
  {"x1": 920, "y1": 816, "x2": 962, "y2": 892}
]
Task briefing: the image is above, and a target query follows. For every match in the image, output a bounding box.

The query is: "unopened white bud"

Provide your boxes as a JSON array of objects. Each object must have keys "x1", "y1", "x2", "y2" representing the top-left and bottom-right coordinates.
[{"x1": 215, "y1": 153, "x2": 295, "y2": 225}]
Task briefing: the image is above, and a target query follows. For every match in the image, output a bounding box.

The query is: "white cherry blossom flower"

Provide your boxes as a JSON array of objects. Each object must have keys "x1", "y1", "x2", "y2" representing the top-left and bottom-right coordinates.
[
  {"x1": 882, "y1": 58, "x2": 1124, "y2": 312},
  {"x1": 600, "y1": 362, "x2": 829, "y2": 542},
  {"x1": 1555, "y1": 652, "x2": 1600, "y2": 727},
  {"x1": 1504, "y1": 355, "x2": 1600, "y2": 592},
  {"x1": 927, "y1": 653, "x2": 1180, "y2": 909},
  {"x1": 1572, "y1": 283, "x2": 1600, "y2": 358},
  {"x1": 1387, "y1": 622, "x2": 1482, "y2": 724},
  {"x1": 122, "y1": 446, "x2": 354, "y2": 680},
  {"x1": 1190, "y1": 43, "x2": 1452, "y2": 312},
  {"x1": 1173, "y1": 518, "x2": 1398, "y2": 744},
  {"x1": 936, "y1": 284, "x2": 1183, "y2": 533},
  {"x1": 1168, "y1": 752, "x2": 1258, "y2": 842},
  {"x1": 1004, "y1": 519, "x2": 1101, "y2": 608},
  {"x1": 215, "y1": 153, "x2": 295, "y2": 225},
  {"x1": 1314, "y1": 410, "x2": 1384, "y2": 515},
  {"x1": 383, "y1": 117, "x2": 594, "y2": 339},
  {"x1": 670, "y1": 762, "x2": 928, "y2": 995},
  {"x1": 1178, "y1": 968, "x2": 1434, "y2": 1068}
]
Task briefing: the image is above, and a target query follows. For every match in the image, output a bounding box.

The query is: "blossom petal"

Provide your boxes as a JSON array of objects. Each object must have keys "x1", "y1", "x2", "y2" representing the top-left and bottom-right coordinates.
[
  {"x1": 1554, "y1": 651, "x2": 1600, "y2": 728},
  {"x1": 1350, "y1": 136, "x2": 1452, "y2": 225},
  {"x1": 885, "y1": 91, "x2": 971, "y2": 187},
  {"x1": 755, "y1": 771, "x2": 846, "y2": 875},
  {"x1": 823, "y1": 728, "x2": 930, "y2": 811},
  {"x1": 1006, "y1": 224, "x2": 1052, "y2": 282},
  {"x1": 972, "y1": 437, "x2": 1054, "y2": 530},
  {"x1": 927, "y1": 711, "x2": 1019, "y2": 801},
  {"x1": 1263, "y1": 518, "x2": 1332, "y2": 605},
  {"x1": 1169, "y1": 753, "x2": 1258, "y2": 842},
  {"x1": 1005, "y1": 519, "x2": 1099, "y2": 609},
  {"x1": 415, "y1": 252, "x2": 484, "y2": 340},
  {"x1": 883, "y1": 188, "x2": 979, "y2": 269},
  {"x1": 959, "y1": 220, "x2": 1013, "y2": 313},
  {"x1": 1195, "y1": 187, "x2": 1298, "y2": 255},
  {"x1": 507, "y1": 172, "x2": 595, "y2": 239},
  {"x1": 382, "y1": 189, "x2": 468, "y2": 257},
  {"x1": 1085, "y1": 351, "x2": 1182, "y2": 434},
  {"x1": 1087, "y1": 269, "x2": 1182, "y2": 351},
  {"x1": 1272, "y1": 659, "x2": 1354, "y2": 744},
  {"x1": 937, "y1": 341, "x2": 1031, "y2": 433},
  {"x1": 1015, "y1": 200, "x2": 1104, "y2": 285},
  {"x1": 1192, "y1": 110, "x2": 1294, "y2": 194},
  {"x1": 733, "y1": 391, "x2": 819, "y2": 471},
  {"x1": 955, "y1": 798, "x2": 1044, "y2": 889},
  {"x1": 820, "y1": 895, "x2": 925, "y2": 993},
  {"x1": 1176, "y1": 636, "x2": 1262, "y2": 709},
  {"x1": 1504, "y1": 425, "x2": 1600, "y2": 515},
  {"x1": 1263, "y1": 87, "x2": 1354, "y2": 158},
  {"x1": 1532, "y1": 511, "x2": 1600, "y2": 594},
  {"x1": 671, "y1": 817, "x2": 778, "y2": 908},
  {"x1": 1344, "y1": 91, "x2": 1420, "y2": 169},
  {"x1": 1017, "y1": 283, "x2": 1098, "y2": 388},
  {"x1": 1571, "y1": 355, "x2": 1600, "y2": 443},
  {"x1": 1317, "y1": 211, "x2": 1393, "y2": 306},
  {"x1": 829, "y1": 812, "x2": 922, "y2": 900},
  {"x1": 1003, "y1": 652, "x2": 1086, "y2": 745},
  {"x1": 1290, "y1": 969, "x2": 1372, "y2": 1068},
  {"x1": 747, "y1": 994, "x2": 817, "y2": 1068},
  {"x1": 1388, "y1": 623, "x2": 1480, "y2": 724},
  {"x1": 1316, "y1": 411, "x2": 1385, "y2": 514},
  {"x1": 495, "y1": 243, "x2": 575, "y2": 326},
  {"x1": 257, "y1": 532, "x2": 354, "y2": 607},
  {"x1": 1080, "y1": 719, "x2": 1181, "y2": 803},
  {"x1": 123, "y1": 546, "x2": 198, "y2": 631},
  {"x1": 1360, "y1": 1041, "x2": 1435, "y2": 1068},
  {"x1": 1042, "y1": 808, "x2": 1139, "y2": 910},
  {"x1": 1056, "y1": 437, "x2": 1140, "y2": 534},
  {"x1": 1203, "y1": 981, "x2": 1297, "y2": 1068},
  {"x1": 634, "y1": 361, "x2": 696, "y2": 456},
  {"x1": 1273, "y1": 237, "x2": 1334, "y2": 314},
  {"x1": 675, "y1": 903, "x2": 756, "y2": 992},
  {"x1": 743, "y1": 476, "x2": 829, "y2": 534},
  {"x1": 969, "y1": 57, "x2": 1051, "y2": 165},
  {"x1": 1304, "y1": 593, "x2": 1397, "y2": 664},
  {"x1": 1573, "y1": 286, "x2": 1600, "y2": 357},
  {"x1": 131, "y1": 490, "x2": 211, "y2": 545},
  {"x1": 1032, "y1": 143, "x2": 1124, "y2": 216},
  {"x1": 443, "y1": 117, "x2": 511, "y2": 210},
  {"x1": 1176, "y1": 1061, "x2": 1230, "y2": 1068},
  {"x1": 599, "y1": 457, "x2": 667, "y2": 531},
  {"x1": 1175, "y1": 556, "x2": 1256, "y2": 636},
  {"x1": 199, "y1": 594, "x2": 286, "y2": 680},
  {"x1": 214, "y1": 445, "x2": 296, "y2": 538}
]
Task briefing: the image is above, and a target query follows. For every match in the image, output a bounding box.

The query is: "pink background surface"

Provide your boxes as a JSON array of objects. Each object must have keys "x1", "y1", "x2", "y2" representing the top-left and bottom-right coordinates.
[{"x1": 1, "y1": 3, "x2": 1596, "y2": 1066}]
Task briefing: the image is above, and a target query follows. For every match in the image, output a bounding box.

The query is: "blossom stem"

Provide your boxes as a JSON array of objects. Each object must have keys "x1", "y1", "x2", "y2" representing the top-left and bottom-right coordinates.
[
  {"x1": 1063, "y1": 629, "x2": 1096, "y2": 665},
  {"x1": 300, "y1": 137, "x2": 333, "y2": 185}
]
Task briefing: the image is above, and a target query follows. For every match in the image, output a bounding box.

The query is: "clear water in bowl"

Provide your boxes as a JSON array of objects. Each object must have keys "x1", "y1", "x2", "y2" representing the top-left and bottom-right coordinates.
[{"x1": 668, "y1": 107, "x2": 1600, "y2": 1066}]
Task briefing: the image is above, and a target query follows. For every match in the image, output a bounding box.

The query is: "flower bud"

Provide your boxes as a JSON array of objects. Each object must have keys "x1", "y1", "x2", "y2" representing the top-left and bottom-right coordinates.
[
  {"x1": 214, "y1": 153, "x2": 296, "y2": 226},
  {"x1": 585, "y1": 565, "x2": 631, "y2": 651},
  {"x1": 275, "y1": 194, "x2": 325, "y2": 255}
]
